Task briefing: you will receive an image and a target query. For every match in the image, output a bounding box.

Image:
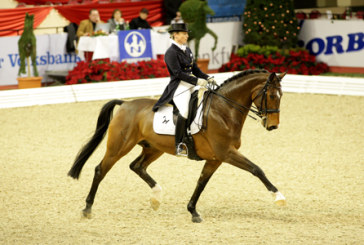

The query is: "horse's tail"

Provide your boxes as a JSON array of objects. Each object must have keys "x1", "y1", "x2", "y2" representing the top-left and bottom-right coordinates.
[{"x1": 68, "y1": 99, "x2": 124, "y2": 179}]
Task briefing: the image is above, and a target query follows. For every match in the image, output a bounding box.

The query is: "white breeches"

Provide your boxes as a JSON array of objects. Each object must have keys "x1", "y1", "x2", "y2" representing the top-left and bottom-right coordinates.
[{"x1": 173, "y1": 81, "x2": 195, "y2": 119}]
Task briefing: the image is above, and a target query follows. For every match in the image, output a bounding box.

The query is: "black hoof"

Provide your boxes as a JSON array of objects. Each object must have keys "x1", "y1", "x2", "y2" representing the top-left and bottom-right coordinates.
[
  {"x1": 82, "y1": 208, "x2": 92, "y2": 219},
  {"x1": 192, "y1": 216, "x2": 203, "y2": 223}
]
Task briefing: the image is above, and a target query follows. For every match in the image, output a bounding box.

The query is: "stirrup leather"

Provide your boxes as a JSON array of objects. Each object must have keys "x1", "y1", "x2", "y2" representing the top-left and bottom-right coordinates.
[{"x1": 176, "y1": 142, "x2": 188, "y2": 157}]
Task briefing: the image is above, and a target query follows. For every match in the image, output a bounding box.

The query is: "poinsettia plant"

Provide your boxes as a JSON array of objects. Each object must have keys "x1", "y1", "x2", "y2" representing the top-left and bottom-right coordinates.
[
  {"x1": 65, "y1": 58, "x2": 169, "y2": 85},
  {"x1": 219, "y1": 45, "x2": 329, "y2": 75}
]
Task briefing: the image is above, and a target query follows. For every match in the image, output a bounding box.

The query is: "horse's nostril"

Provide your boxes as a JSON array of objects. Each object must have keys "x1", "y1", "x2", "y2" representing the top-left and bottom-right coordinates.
[{"x1": 267, "y1": 125, "x2": 278, "y2": 131}]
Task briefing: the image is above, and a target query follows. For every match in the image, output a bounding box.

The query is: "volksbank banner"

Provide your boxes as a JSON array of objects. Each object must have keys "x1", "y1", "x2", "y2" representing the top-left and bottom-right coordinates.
[
  {"x1": 298, "y1": 20, "x2": 364, "y2": 68},
  {"x1": 118, "y1": 29, "x2": 153, "y2": 62},
  {"x1": 0, "y1": 33, "x2": 80, "y2": 86}
]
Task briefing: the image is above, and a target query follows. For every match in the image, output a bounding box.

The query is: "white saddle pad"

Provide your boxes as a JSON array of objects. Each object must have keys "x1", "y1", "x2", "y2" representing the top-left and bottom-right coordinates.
[{"x1": 153, "y1": 103, "x2": 204, "y2": 135}]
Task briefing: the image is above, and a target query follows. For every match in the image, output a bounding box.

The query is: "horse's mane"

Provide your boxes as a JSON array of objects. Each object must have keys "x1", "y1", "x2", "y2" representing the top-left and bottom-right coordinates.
[{"x1": 217, "y1": 69, "x2": 269, "y2": 90}]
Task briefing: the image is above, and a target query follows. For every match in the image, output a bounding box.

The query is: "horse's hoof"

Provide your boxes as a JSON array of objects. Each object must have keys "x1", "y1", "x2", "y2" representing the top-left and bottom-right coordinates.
[
  {"x1": 192, "y1": 216, "x2": 203, "y2": 223},
  {"x1": 150, "y1": 197, "x2": 160, "y2": 211},
  {"x1": 275, "y1": 199, "x2": 286, "y2": 206},
  {"x1": 82, "y1": 209, "x2": 92, "y2": 219},
  {"x1": 273, "y1": 191, "x2": 286, "y2": 206},
  {"x1": 150, "y1": 184, "x2": 162, "y2": 211}
]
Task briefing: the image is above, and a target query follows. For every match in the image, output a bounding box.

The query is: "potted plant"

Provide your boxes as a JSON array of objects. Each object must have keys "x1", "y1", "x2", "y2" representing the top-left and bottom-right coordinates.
[
  {"x1": 179, "y1": 0, "x2": 218, "y2": 73},
  {"x1": 17, "y1": 13, "x2": 42, "y2": 89}
]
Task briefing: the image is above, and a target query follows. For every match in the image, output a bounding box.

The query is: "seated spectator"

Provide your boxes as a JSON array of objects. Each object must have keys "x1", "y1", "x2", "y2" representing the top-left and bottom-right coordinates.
[
  {"x1": 163, "y1": 0, "x2": 182, "y2": 25},
  {"x1": 171, "y1": 11, "x2": 184, "y2": 24},
  {"x1": 129, "y1": 8, "x2": 152, "y2": 30},
  {"x1": 108, "y1": 9, "x2": 127, "y2": 33},
  {"x1": 77, "y1": 9, "x2": 103, "y2": 37}
]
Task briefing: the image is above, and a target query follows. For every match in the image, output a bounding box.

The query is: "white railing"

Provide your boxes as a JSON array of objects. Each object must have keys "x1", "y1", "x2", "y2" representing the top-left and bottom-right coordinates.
[{"x1": 0, "y1": 72, "x2": 363, "y2": 109}]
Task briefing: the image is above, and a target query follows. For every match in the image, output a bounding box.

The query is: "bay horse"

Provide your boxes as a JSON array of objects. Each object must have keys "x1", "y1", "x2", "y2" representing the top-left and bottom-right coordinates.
[{"x1": 68, "y1": 69, "x2": 286, "y2": 223}]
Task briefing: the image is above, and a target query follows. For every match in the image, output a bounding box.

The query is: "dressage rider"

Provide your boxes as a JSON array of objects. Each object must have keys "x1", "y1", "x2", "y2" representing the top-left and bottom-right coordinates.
[{"x1": 152, "y1": 23, "x2": 216, "y2": 157}]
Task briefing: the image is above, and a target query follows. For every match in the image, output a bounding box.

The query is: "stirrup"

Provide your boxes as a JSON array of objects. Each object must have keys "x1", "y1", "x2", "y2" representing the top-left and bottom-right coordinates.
[{"x1": 176, "y1": 142, "x2": 188, "y2": 157}]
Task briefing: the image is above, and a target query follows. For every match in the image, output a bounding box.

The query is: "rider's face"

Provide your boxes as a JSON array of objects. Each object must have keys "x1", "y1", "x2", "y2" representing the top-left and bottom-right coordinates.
[{"x1": 174, "y1": 31, "x2": 189, "y2": 45}]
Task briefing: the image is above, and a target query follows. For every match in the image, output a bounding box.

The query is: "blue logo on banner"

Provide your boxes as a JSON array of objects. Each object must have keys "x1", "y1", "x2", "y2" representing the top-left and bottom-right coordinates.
[{"x1": 118, "y1": 30, "x2": 152, "y2": 61}]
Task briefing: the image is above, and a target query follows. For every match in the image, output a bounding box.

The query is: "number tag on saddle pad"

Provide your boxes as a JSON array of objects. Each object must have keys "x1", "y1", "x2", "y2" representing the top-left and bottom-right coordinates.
[{"x1": 153, "y1": 103, "x2": 204, "y2": 135}]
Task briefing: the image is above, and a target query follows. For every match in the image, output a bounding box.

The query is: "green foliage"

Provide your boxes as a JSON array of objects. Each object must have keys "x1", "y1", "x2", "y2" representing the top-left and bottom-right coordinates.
[
  {"x1": 237, "y1": 44, "x2": 305, "y2": 57},
  {"x1": 179, "y1": 0, "x2": 214, "y2": 23},
  {"x1": 179, "y1": 0, "x2": 218, "y2": 58},
  {"x1": 18, "y1": 13, "x2": 38, "y2": 77},
  {"x1": 243, "y1": 0, "x2": 299, "y2": 48}
]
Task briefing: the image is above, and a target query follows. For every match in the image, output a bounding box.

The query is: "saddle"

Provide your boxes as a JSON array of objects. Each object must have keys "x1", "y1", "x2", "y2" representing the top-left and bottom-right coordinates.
[{"x1": 153, "y1": 90, "x2": 204, "y2": 161}]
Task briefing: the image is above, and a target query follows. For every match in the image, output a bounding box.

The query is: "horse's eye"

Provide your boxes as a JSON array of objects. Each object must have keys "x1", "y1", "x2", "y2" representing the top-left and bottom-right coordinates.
[{"x1": 270, "y1": 95, "x2": 275, "y2": 99}]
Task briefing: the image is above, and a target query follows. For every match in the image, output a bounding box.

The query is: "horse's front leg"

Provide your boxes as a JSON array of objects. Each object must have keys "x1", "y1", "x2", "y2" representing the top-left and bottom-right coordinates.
[
  {"x1": 194, "y1": 39, "x2": 200, "y2": 59},
  {"x1": 207, "y1": 28, "x2": 218, "y2": 51},
  {"x1": 225, "y1": 149, "x2": 286, "y2": 206},
  {"x1": 187, "y1": 160, "x2": 221, "y2": 223}
]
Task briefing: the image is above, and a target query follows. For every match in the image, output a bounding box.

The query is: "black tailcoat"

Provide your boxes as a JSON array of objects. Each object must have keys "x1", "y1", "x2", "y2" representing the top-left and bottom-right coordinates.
[{"x1": 152, "y1": 44, "x2": 209, "y2": 111}]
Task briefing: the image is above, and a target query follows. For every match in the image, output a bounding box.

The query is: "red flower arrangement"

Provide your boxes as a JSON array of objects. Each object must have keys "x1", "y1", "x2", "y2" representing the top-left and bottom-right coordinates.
[
  {"x1": 219, "y1": 49, "x2": 329, "y2": 75},
  {"x1": 65, "y1": 58, "x2": 169, "y2": 85}
]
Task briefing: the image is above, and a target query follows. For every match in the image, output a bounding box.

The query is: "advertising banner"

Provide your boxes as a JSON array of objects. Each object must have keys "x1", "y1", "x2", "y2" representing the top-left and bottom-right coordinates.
[
  {"x1": 118, "y1": 29, "x2": 153, "y2": 62},
  {"x1": 0, "y1": 33, "x2": 80, "y2": 86},
  {"x1": 189, "y1": 21, "x2": 243, "y2": 70},
  {"x1": 298, "y1": 20, "x2": 364, "y2": 68}
]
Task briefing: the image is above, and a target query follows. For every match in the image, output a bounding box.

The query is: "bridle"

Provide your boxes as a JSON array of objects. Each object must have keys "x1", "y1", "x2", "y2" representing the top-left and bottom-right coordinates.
[
  {"x1": 251, "y1": 77, "x2": 281, "y2": 118},
  {"x1": 204, "y1": 74, "x2": 281, "y2": 122}
]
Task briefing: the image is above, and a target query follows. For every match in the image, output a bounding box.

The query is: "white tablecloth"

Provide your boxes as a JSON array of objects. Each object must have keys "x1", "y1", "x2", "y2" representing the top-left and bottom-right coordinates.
[
  {"x1": 77, "y1": 31, "x2": 171, "y2": 61},
  {"x1": 78, "y1": 35, "x2": 119, "y2": 61}
]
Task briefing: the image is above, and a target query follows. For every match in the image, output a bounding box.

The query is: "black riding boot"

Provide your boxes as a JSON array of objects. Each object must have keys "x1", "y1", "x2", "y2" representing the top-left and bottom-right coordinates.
[{"x1": 175, "y1": 114, "x2": 188, "y2": 157}]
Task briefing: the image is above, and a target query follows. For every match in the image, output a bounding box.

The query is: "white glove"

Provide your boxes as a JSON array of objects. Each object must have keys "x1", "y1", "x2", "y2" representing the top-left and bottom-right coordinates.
[
  {"x1": 207, "y1": 76, "x2": 218, "y2": 86},
  {"x1": 197, "y1": 78, "x2": 208, "y2": 87}
]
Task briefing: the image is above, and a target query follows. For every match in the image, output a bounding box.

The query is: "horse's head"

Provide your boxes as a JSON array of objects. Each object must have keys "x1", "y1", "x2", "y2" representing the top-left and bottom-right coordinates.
[
  {"x1": 252, "y1": 72, "x2": 285, "y2": 131},
  {"x1": 23, "y1": 13, "x2": 34, "y2": 32}
]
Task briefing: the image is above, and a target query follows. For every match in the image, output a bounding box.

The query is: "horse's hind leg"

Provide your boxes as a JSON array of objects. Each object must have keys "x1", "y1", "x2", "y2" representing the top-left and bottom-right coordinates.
[
  {"x1": 83, "y1": 124, "x2": 139, "y2": 218},
  {"x1": 83, "y1": 154, "x2": 128, "y2": 218},
  {"x1": 129, "y1": 142, "x2": 164, "y2": 210},
  {"x1": 188, "y1": 160, "x2": 222, "y2": 223},
  {"x1": 31, "y1": 49, "x2": 38, "y2": 76}
]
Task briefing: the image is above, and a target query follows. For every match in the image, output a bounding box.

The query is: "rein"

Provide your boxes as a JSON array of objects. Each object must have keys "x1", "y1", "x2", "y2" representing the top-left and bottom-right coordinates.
[
  {"x1": 207, "y1": 89, "x2": 262, "y2": 120},
  {"x1": 203, "y1": 75, "x2": 281, "y2": 125}
]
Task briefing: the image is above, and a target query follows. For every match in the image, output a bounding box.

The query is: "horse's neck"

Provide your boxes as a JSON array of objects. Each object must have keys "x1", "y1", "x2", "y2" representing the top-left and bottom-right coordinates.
[{"x1": 219, "y1": 77, "x2": 258, "y2": 109}]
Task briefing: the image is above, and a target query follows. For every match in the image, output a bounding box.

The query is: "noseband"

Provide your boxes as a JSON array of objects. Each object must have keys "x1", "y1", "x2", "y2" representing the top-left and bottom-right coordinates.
[{"x1": 205, "y1": 74, "x2": 281, "y2": 121}]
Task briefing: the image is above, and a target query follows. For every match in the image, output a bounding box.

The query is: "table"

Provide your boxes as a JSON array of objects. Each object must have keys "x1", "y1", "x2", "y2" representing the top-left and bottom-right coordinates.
[{"x1": 77, "y1": 35, "x2": 119, "y2": 62}]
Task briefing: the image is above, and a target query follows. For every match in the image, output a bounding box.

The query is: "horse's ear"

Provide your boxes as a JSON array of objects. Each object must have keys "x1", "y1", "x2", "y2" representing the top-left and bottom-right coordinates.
[
  {"x1": 268, "y1": 72, "x2": 276, "y2": 83},
  {"x1": 278, "y1": 72, "x2": 287, "y2": 81}
]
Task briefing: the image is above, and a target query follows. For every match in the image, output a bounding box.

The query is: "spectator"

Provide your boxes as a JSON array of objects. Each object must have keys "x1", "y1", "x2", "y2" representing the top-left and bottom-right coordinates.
[
  {"x1": 77, "y1": 9, "x2": 102, "y2": 37},
  {"x1": 108, "y1": 9, "x2": 127, "y2": 33},
  {"x1": 129, "y1": 8, "x2": 152, "y2": 30},
  {"x1": 164, "y1": 0, "x2": 182, "y2": 25},
  {"x1": 171, "y1": 11, "x2": 184, "y2": 24}
]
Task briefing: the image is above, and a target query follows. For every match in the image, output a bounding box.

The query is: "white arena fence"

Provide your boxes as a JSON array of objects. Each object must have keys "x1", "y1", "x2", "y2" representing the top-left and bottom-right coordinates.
[{"x1": 0, "y1": 72, "x2": 363, "y2": 109}]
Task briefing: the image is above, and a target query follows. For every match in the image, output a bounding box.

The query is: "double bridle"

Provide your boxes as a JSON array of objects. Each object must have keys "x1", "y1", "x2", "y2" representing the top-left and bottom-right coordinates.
[
  {"x1": 251, "y1": 78, "x2": 281, "y2": 117},
  {"x1": 204, "y1": 75, "x2": 281, "y2": 121}
]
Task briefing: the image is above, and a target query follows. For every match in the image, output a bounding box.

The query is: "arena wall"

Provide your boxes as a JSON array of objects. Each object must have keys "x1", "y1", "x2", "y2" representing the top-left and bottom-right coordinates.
[{"x1": 0, "y1": 72, "x2": 363, "y2": 109}]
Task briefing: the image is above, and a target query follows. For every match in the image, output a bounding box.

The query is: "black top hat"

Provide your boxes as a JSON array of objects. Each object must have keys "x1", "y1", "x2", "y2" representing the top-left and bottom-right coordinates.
[{"x1": 168, "y1": 23, "x2": 190, "y2": 33}]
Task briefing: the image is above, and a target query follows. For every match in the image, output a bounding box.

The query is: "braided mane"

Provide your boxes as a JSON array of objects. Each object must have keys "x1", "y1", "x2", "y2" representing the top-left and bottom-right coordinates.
[{"x1": 217, "y1": 69, "x2": 269, "y2": 90}]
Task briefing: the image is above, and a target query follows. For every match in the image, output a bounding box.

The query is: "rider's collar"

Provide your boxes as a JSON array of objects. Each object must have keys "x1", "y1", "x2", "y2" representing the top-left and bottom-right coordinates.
[{"x1": 171, "y1": 40, "x2": 187, "y2": 52}]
